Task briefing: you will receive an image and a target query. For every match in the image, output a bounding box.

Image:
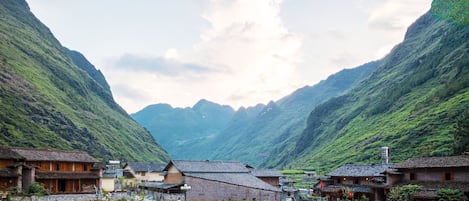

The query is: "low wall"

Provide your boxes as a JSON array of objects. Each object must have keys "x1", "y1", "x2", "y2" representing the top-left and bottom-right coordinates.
[{"x1": 10, "y1": 192, "x2": 128, "y2": 201}]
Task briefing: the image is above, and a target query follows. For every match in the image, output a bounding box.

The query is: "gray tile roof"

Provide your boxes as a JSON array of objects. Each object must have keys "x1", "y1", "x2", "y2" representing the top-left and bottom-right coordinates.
[
  {"x1": 326, "y1": 164, "x2": 391, "y2": 177},
  {"x1": 251, "y1": 169, "x2": 284, "y2": 177},
  {"x1": 186, "y1": 173, "x2": 281, "y2": 192},
  {"x1": 1, "y1": 146, "x2": 98, "y2": 162},
  {"x1": 125, "y1": 162, "x2": 166, "y2": 172},
  {"x1": 170, "y1": 160, "x2": 249, "y2": 173},
  {"x1": 0, "y1": 146, "x2": 24, "y2": 160},
  {"x1": 392, "y1": 155, "x2": 469, "y2": 169}
]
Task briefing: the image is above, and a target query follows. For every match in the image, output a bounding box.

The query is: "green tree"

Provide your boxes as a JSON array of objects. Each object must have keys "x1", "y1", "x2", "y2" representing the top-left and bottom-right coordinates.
[
  {"x1": 27, "y1": 182, "x2": 48, "y2": 196},
  {"x1": 453, "y1": 111, "x2": 469, "y2": 154},
  {"x1": 387, "y1": 185, "x2": 422, "y2": 201},
  {"x1": 436, "y1": 189, "x2": 463, "y2": 201}
]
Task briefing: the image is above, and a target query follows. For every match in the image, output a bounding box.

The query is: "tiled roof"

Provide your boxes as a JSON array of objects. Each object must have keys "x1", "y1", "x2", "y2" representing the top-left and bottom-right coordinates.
[
  {"x1": 392, "y1": 155, "x2": 469, "y2": 169},
  {"x1": 7, "y1": 147, "x2": 98, "y2": 162},
  {"x1": 0, "y1": 146, "x2": 25, "y2": 160},
  {"x1": 251, "y1": 169, "x2": 284, "y2": 177},
  {"x1": 125, "y1": 162, "x2": 166, "y2": 172},
  {"x1": 186, "y1": 173, "x2": 281, "y2": 192},
  {"x1": 326, "y1": 164, "x2": 391, "y2": 177},
  {"x1": 321, "y1": 184, "x2": 371, "y2": 193},
  {"x1": 170, "y1": 160, "x2": 249, "y2": 173}
]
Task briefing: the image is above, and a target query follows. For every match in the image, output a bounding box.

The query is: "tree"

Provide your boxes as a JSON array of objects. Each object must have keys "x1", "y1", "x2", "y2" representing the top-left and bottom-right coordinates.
[
  {"x1": 387, "y1": 185, "x2": 422, "y2": 201},
  {"x1": 453, "y1": 111, "x2": 469, "y2": 155}
]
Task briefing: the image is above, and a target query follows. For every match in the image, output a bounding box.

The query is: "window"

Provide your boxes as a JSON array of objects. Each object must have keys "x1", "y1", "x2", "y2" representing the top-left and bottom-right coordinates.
[
  {"x1": 443, "y1": 172, "x2": 453, "y2": 181},
  {"x1": 56, "y1": 163, "x2": 60, "y2": 171},
  {"x1": 354, "y1": 178, "x2": 359, "y2": 184},
  {"x1": 141, "y1": 172, "x2": 146, "y2": 176},
  {"x1": 410, "y1": 173, "x2": 416, "y2": 180},
  {"x1": 83, "y1": 164, "x2": 89, "y2": 171}
]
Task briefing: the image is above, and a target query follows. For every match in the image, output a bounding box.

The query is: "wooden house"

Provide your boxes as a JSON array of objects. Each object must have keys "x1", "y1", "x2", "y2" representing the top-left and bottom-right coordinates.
[
  {"x1": 123, "y1": 162, "x2": 166, "y2": 182},
  {"x1": 319, "y1": 164, "x2": 390, "y2": 201},
  {"x1": 0, "y1": 146, "x2": 102, "y2": 194},
  {"x1": 152, "y1": 160, "x2": 281, "y2": 201},
  {"x1": 388, "y1": 155, "x2": 469, "y2": 200}
]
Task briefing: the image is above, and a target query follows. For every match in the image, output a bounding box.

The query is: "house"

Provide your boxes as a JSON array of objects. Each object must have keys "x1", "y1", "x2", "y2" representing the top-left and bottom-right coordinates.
[
  {"x1": 319, "y1": 164, "x2": 390, "y2": 201},
  {"x1": 250, "y1": 169, "x2": 284, "y2": 187},
  {"x1": 123, "y1": 162, "x2": 166, "y2": 183},
  {"x1": 0, "y1": 146, "x2": 102, "y2": 194},
  {"x1": 102, "y1": 160, "x2": 124, "y2": 191},
  {"x1": 148, "y1": 160, "x2": 281, "y2": 201},
  {"x1": 388, "y1": 155, "x2": 469, "y2": 200}
]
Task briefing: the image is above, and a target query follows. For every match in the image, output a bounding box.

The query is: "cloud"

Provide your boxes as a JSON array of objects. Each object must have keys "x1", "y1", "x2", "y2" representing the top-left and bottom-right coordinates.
[
  {"x1": 368, "y1": 0, "x2": 432, "y2": 30},
  {"x1": 111, "y1": 54, "x2": 213, "y2": 77}
]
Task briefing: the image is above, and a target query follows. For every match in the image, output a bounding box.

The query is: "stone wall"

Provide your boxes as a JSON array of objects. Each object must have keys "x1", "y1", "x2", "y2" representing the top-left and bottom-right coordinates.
[{"x1": 10, "y1": 192, "x2": 128, "y2": 201}]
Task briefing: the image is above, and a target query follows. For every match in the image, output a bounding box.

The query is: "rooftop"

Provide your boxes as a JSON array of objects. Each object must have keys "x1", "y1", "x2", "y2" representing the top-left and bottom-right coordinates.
[
  {"x1": 392, "y1": 155, "x2": 469, "y2": 169},
  {"x1": 0, "y1": 146, "x2": 98, "y2": 162},
  {"x1": 326, "y1": 164, "x2": 391, "y2": 177},
  {"x1": 169, "y1": 160, "x2": 249, "y2": 173},
  {"x1": 125, "y1": 162, "x2": 166, "y2": 172}
]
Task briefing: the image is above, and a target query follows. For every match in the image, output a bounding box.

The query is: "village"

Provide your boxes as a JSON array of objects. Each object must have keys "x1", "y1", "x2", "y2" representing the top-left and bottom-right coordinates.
[
  {"x1": 0, "y1": 147, "x2": 469, "y2": 201},
  {"x1": 0, "y1": 146, "x2": 468, "y2": 201}
]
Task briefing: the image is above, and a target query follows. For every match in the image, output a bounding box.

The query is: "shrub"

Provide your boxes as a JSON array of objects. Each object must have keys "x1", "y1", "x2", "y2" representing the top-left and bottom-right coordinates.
[{"x1": 27, "y1": 182, "x2": 48, "y2": 196}]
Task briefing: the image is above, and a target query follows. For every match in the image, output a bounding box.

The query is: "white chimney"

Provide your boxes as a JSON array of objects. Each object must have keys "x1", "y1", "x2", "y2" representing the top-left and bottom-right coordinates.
[{"x1": 381, "y1": 147, "x2": 390, "y2": 164}]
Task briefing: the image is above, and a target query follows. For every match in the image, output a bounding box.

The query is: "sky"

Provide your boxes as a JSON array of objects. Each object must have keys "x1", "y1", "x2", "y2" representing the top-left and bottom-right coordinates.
[{"x1": 26, "y1": 0, "x2": 432, "y2": 113}]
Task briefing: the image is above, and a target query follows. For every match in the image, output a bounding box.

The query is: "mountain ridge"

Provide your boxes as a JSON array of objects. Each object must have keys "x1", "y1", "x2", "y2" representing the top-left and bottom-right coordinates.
[{"x1": 0, "y1": 0, "x2": 169, "y2": 162}]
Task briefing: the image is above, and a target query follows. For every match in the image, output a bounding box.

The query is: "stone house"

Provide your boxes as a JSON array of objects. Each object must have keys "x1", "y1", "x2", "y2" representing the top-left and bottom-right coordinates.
[
  {"x1": 0, "y1": 146, "x2": 102, "y2": 194},
  {"x1": 387, "y1": 155, "x2": 469, "y2": 200},
  {"x1": 155, "y1": 160, "x2": 282, "y2": 201},
  {"x1": 123, "y1": 162, "x2": 166, "y2": 183},
  {"x1": 319, "y1": 164, "x2": 390, "y2": 201}
]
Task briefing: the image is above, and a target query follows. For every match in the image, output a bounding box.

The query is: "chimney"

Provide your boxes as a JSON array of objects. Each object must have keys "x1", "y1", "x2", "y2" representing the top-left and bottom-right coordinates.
[{"x1": 381, "y1": 147, "x2": 390, "y2": 164}]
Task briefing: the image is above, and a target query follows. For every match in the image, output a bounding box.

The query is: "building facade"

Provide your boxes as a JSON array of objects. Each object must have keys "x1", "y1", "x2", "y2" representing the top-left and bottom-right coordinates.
[
  {"x1": 388, "y1": 155, "x2": 469, "y2": 200},
  {"x1": 319, "y1": 164, "x2": 390, "y2": 201},
  {"x1": 152, "y1": 160, "x2": 282, "y2": 201},
  {"x1": 0, "y1": 146, "x2": 102, "y2": 194}
]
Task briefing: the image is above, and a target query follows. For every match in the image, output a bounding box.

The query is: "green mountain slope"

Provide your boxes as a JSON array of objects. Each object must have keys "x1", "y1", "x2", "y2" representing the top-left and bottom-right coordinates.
[
  {"x1": 0, "y1": 0, "x2": 169, "y2": 162},
  {"x1": 131, "y1": 99, "x2": 235, "y2": 159},
  {"x1": 207, "y1": 61, "x2": 379, "y2": 166},
  {"x1": 269, "y1": 2, "x2": 469, "y2": 173}
]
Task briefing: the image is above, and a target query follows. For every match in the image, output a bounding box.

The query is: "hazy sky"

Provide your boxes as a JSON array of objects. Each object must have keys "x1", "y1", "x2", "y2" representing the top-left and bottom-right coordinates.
[{"x1": 26, "y1": 0, "x2": 432, "y2": 113}]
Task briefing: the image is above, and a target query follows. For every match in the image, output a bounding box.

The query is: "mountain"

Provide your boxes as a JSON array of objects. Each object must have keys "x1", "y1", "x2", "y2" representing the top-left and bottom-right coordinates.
[
  {"x1": 133, "y1": 61, "x2": 378, "y2": 164},
  {"x1": 131, "y1": 99, "x2": 235, "y2": 159},
  {"x1": 0, "y1": 0, "x2": 169, "y2": 162},
  {"x1": 207, "y1": 61, "x2": 379, "y2": 166},
  {"x1": 266, "y1": 1, "x2": 469, "y2": 173}
]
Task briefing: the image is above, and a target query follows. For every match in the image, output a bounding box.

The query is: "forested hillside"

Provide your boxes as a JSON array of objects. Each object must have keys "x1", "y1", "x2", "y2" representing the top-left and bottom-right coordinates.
[
  {"x1": 266, "y1": 1, "x2": 469, "y2": 173},
  {"x1": 0, "y1": 0, "x2": 169, "y2": 162}
]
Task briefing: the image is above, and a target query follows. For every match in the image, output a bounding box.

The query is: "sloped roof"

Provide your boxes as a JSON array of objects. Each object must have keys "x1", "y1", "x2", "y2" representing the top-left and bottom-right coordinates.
[
  {"x1": 0, "y1": 146, "x2": 98, "y2": 162},
  {"x1": 7, "y1": 147, "x2": 98, "y2": 162},
  {"x1": 326, "y1": 164, "x2": 391, "y2": 177},
  {"x1": 186, "y1": 173, "x2": 280, "y2": 192},
  {"x1": 392, "y1": 155, "x2": 469, "y2": 169},
  {"x1": 169, "y1": 160, "x2": 249, "y2": 173},
  {"x1": 0, "y1": 146, "x2": 25, "y2": 160},
  {"x1": 125, "y1": 162, "x2": 166, "y2": 172},
  {"x1": 251, "y1": 169, "x2": 284, "y2": 177}
]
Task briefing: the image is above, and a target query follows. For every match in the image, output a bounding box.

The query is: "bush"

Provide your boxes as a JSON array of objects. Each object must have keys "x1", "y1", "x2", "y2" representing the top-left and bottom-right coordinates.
[
  {"x1": 436, "y1": 189, "x2": 463, "y2": 201},
  {"x1": 27, "y1": 182, "x2": 48, "y2": 196}
]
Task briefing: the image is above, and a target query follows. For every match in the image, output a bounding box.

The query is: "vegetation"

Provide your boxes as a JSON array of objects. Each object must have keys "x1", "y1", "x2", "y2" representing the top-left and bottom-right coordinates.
[
  {"x1": 0, "y1": 0, "x2": 169, "y2": 162},
  {"x1": 27, "y1": 183, "x2": 48, "y2": 196},
  {"x1": 436, "y1": 189, "x2": 464, "y2": 201},
  {"x1": 387, "y1": 185, "x2": 422, "y2": 201},
  {"x1": 267, "y1": 2, "x2": 469, "y2": 173}
]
